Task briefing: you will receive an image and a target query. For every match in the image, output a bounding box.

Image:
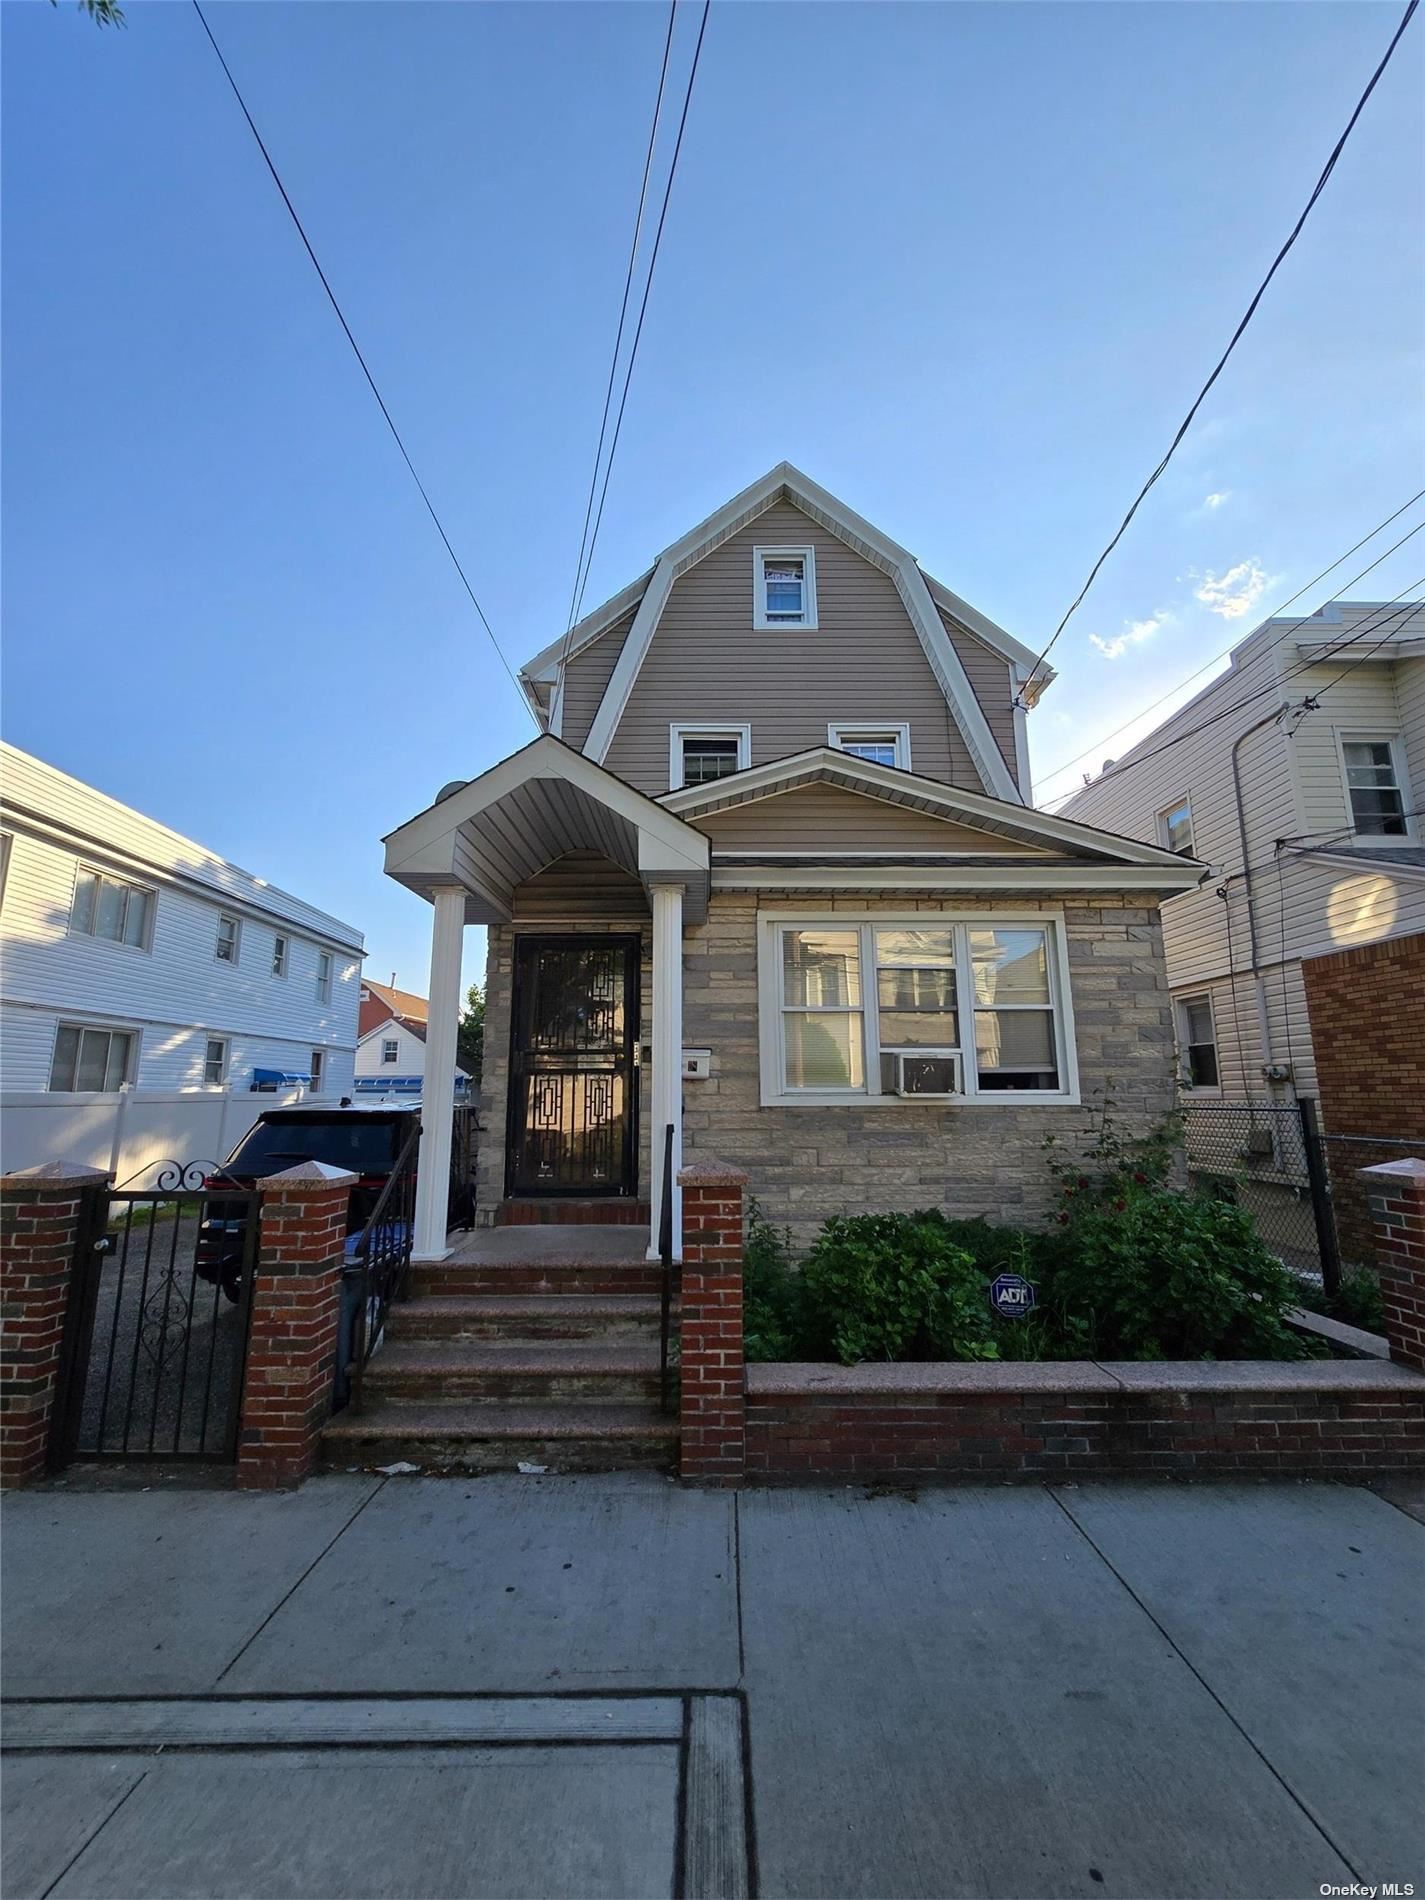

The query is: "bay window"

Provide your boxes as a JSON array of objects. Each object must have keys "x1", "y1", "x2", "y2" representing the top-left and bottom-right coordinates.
[{"x1": 761, "y1": 913, "x2": 1076, "y2": 1105}]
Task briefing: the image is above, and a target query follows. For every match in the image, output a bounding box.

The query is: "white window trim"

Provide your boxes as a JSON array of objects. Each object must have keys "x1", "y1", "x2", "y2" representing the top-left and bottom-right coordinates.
[
  {"x1": 67, "y1": 863, "x2": 156, "y2": 954},
  {"x1": 215, "y1": 913, "x2": 242, "y2": 965},
  {"x1": 309, "y1": 1049, "x2": 325, "y2": 1094},
  {"x1": 668, "y1": 723, "x2": 752, "y2": 789},
  {"x1": 1156, "y1": 796, "x2": 1195, "y2": 856},
  {"x1": 48, "y1": 1019, "x2": 141, "y2": 1093},
  {"x1": 1334, "y1": 728, "x2": 1417, "y2": 846},
  {"x1": 272, "y1": 934, "x2": 289, "y2": 979},
  {"x1": 381, "y1": 1038, "x2": 400, "y2": 1064},
  {"x1": 1174, "y1": 990, "x2": 1221, "y2": 1095},
  {"x1": 753, "y1": 545, "x2": 818, "y2": 632},
  {"x1": 316, "y1": 950, "x2": 333, "y2": 1004},
  {"x1": 203, "y1": 1036, "x2": 229, "y2": 1087},
  {"x1": 755, "y1": 908, "x2": 1080, "y2": 1108},
  {"x1": 827, "y1": 723, "x2": 912, "y2": 772}
]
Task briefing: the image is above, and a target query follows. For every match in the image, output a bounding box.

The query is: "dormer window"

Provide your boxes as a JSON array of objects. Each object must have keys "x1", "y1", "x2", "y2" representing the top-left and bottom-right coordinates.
[{"x1": 754, "y1": 546, "x2": 817, "y2": 630}]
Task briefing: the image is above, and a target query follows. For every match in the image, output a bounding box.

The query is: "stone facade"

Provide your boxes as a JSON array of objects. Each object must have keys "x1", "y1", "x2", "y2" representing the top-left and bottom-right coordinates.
[
  {"x1": 477, "y1": 882, "x2": 1177, "y2": 1243},
  {"x1": 682, "y1": 890, "x2": 1177, "y2": 1249}
]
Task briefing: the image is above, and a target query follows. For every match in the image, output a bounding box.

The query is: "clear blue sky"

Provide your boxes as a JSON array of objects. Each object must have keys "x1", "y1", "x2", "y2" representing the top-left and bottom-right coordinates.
[{"x1": 4, "y1": 0, "x2": 1421, "y2": 997}]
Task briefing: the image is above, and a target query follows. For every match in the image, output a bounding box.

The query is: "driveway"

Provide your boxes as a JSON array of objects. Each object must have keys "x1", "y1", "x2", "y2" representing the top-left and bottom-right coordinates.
[{"x1": 2, "y1": 1472, "x2": 1421, "y2": 1899}]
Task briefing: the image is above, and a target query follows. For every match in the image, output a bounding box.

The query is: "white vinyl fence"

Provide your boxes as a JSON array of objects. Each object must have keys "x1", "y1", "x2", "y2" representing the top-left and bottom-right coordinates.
[{"x1": 0, "y1": 1086, "x2": 307, "y2": 1186}]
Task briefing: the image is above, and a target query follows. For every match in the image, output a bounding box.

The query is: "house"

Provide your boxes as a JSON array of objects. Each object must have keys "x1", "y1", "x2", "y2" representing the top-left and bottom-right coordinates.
[
  {"x1": 382, "y1": 463, "x2": 1203, "y2": 1261},
  {"x1": 0, "y1": 742, "x2": 364, "y2": 1099},
  {"x1": 1060, "y1": 599, "x2": 1425, "y2": 1150},
  {"x1": 358, "y1": 976, "x2": 429, "y2": 1040},
  {"x1": 353, "y1": 1007, "x2": 472, "y2": 1100}
]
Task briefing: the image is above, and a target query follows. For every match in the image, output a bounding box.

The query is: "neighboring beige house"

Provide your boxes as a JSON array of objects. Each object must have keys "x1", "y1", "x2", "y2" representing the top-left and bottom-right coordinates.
[
  {"x1": 383, "y1": 464, "x2": 1202, "y2": 1259},
  {"x1": 1061, "y1": 600, "x2": 1425, "y2": 1145}
]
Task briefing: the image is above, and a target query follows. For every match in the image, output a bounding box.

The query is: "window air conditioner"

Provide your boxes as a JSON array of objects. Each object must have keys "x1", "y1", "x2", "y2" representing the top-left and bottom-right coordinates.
[{"x1": 890, "y1": 1050, "x2": 963, "y2": 1099}]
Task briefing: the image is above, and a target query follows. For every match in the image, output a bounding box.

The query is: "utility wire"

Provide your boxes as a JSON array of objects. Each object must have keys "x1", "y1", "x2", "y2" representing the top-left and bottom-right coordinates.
[
  {"x1": 191, "y1": 0, "x2": 533, "y2": 718},
  {"x1": 554, "y1": 1, "x2": 678, "y2": 694},
  {"x1": 1041, "y1": 589, "x2": 1425, "y2": 807},
  {"x1": 1016, "y1": 0, "x2": 1419, "y2": 705},
  {"x1": 1033, "y1": 489, "x2": 1425, "y2": 801},
  {"x1": 564, "y1": 0, "x2": 712, "y2": 641}
]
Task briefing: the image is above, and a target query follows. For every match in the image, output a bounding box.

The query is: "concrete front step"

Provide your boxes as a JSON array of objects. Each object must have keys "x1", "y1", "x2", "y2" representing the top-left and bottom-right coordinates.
[
  {"x1": 386, "y1": 1294, "x2": 667, "y2": 1343},
  {"x1": 411, "y1": 1263, "x2": 668, "y2": 1298},
  {"x1": 321, "y1": 1400, "x2": 677, "y2": 1473},
  {"x1": 494, "y1": 1199, "x2": 651, "y2": 1227},
  {"x1": 363, "y1": 1339, "x2": 664, "y2": 1405}
]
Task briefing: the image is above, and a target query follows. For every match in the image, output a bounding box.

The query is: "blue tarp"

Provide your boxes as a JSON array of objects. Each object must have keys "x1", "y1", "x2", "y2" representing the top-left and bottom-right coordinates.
[{"x1": 251, "y1": 1067, "x2": 312, "y2": 1087}]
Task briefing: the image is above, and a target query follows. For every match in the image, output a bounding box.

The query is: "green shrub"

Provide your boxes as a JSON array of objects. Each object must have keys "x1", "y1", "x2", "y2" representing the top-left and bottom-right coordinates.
[
  {"x1": 1045, "y1": 1185, "x2": 1309, "y2": 1360},
  {"x1": 1294, "y1": 1267, "x2": 1387, "y2": 1335},
  {"x1": 799, "y1": 1211, "x2": 1001, "y2": 1365},
  {"x1": 742, "y1": 1199, "x2": 807, "y2": 1363}
]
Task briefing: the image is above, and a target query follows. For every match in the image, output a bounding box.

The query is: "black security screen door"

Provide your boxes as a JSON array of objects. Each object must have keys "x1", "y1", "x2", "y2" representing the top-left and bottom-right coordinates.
[{"x1": 507, "y1": 936, "x2": 640, "y2": 1197}]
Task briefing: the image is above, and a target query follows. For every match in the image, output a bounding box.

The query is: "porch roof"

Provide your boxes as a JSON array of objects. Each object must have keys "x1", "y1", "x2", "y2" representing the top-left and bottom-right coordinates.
[{"x1": 382, "y1": 736, "x2": 710, "y2": 926}]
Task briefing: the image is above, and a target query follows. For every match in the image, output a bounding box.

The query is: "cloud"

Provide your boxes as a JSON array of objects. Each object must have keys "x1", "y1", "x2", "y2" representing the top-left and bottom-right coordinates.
[
  {"x1": 1089, "y1": 614, "x2": 1165, "y2": 661},
  {"x1": 1193, "y1": 559, "x2": 1270, "y2": 620},
  {"x1": 1203, "y1": 491, "x2": 1230, "y2": 510}
]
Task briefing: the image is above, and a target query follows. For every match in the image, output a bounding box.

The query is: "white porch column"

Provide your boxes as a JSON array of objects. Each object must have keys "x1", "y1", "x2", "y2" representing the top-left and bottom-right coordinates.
[
  {"x1": 648, "y1": 877, "x2": 685, "y2": 1261},
  {"x1": 412, "y1": 884, "x2": 466, "y2": 1262}
]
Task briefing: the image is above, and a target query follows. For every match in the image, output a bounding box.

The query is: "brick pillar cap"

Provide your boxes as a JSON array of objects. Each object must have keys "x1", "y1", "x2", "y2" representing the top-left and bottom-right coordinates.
[
  {"x1": 678, "y1": 1163, "x2": 749, "y2": 1188},
  {"x1": 1358, "y1": 1158, "x2": 1425, "y2": 1185},
  {"x1": 1, "y1": 1160, "x2": 113, "y2": 1188},
  {"x1": 256, "y1": 1161, "x2": 360, "y2": 1191}
]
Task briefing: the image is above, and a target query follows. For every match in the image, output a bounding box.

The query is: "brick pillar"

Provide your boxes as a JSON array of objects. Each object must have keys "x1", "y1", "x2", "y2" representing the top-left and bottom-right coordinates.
[
  {"x1": 677, "y1": 1163, "x2": 747, "y2": 1484},
  {"x1": 238, "y1": 1161, "x2": 356, "y2": 1490},
  {"x1": 1360, "y1": 1158, "x2": 1425, "y2": 1374},
  {"x1": 0, "y1": 1162, "x2": 111, "y2": 1489}
]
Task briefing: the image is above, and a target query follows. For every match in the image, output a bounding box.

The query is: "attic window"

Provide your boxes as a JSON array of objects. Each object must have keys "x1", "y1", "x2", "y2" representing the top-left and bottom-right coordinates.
[
  {"x1": 829, "y1": 724, "x2": 911, "y2": 771},
  {"x1": 670, "y1": 723, "x2": 751, "y2": 789},
  {"x1": 754, "y1": 547, "x2": 817, "y2": 631}
]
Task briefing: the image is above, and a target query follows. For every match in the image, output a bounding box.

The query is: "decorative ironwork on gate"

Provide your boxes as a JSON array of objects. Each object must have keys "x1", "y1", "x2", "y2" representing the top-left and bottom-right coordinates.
[{"x1": 51, "y1": 1162, "x2": 258, "y2": 1467}]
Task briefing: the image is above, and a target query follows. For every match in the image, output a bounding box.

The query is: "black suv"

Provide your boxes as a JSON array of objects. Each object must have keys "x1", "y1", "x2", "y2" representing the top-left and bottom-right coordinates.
[{"x1": 196, "y1": 1104, "x2": 421, "y2": 1297}]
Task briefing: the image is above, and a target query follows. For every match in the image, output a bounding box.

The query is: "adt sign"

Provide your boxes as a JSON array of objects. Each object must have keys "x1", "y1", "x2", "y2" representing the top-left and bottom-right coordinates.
[{"x1": 989, "y1": 1273, "x2": 1037, "y2": 1318}]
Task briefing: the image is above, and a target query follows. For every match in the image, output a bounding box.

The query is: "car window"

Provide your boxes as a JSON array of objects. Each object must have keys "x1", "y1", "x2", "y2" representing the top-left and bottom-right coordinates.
[{"x1": 226, "y1": 1117, "x2": 408, "y2": 1176}]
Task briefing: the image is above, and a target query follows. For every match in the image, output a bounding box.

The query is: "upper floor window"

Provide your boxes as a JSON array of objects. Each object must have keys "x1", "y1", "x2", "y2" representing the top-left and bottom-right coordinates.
[
  {"x1": 272, "y1": 934, "x2": 289, "y2": 978},
  {"x1": 70, "y1": 867, "x2": 153, "y2": 950},
  {"x1": 1157, "y1": 798, "x2": 1195, "y2": 856},
  {"x1": 316, "y1": 951, "x2": 333, "y2": 1004},
  {"x1": 203, "y1": 1037, "x2": 228, "y2": 1086},
  {"x1": 829, "y1": 724, "x2": 911, "y2": 771},
  {"x1": 215, "y1": 914, "x2": 241, "y2": 964},
  {"x1": 670, "y1": 723, "x2": 751, "y2": 788},
  {"x1": 49, "y1": 1022, "x2": 135, "y2": 1093},
  {"x1": 382, "y1": 1038, "x2": 400, "y2": 1064},
  {"x1": 1341, "y1": 735, "x2": 1410, "y2": 838},
  {"x1": 754, "y1": 546, "x2": 817, "y2": 631}
]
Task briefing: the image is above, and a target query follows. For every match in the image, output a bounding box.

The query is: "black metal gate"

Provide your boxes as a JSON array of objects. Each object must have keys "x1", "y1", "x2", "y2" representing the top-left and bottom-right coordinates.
[
  {"x1": 50, "y1": 1165, "x2": 257, "y2": 1468},
  {"x1": 507, "y1": 934, "x2": 640, "y2": 1197}
]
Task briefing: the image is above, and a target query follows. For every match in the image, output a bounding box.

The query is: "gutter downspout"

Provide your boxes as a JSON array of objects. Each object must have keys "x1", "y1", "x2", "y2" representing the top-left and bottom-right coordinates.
[{"x1": 1229, "y1": 700, "x2": 1309, "y2": 1088}]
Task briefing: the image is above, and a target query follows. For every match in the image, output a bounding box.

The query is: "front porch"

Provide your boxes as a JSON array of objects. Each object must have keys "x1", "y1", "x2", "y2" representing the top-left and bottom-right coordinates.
[{"x1": 383, "y1": 737, "x2": 710, "y2": 1262}]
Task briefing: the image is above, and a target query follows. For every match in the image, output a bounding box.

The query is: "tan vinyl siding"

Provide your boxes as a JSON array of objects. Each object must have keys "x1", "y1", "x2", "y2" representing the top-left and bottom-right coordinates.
[
  {"x1": 601, "y1": 501, "x2": 989, "y2": 795},
  {"x1": 559, "y1": 610, "x2": 637, "y2": 752},
  {"x1": 1287, "y1": 653, "x2": 1410, "y2": 843},
  {"x1": 511, "y1": 850, "x2": 649, "y2": 921},
  {"x1": 936, "y1": 609, "x2": 1017, "y2": 777},
  {"x1": 1397, "y1": 655, "x2": 1425, "y2": 812},
  {"x1": 693, "y1": 782, "x2": 1046, "y2": 853}
]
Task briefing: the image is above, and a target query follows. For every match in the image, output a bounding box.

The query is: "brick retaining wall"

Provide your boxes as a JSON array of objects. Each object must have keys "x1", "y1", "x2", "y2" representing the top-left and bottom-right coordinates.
[{"x1": 744, "y1": 1360, "x2": 1425, "y2": 1482}]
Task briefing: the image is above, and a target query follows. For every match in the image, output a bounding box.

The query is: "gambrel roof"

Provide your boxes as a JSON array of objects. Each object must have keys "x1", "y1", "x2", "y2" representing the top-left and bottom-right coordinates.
[{"x1": 518, "y1": 463, "x2": 1053, "y2": 808}]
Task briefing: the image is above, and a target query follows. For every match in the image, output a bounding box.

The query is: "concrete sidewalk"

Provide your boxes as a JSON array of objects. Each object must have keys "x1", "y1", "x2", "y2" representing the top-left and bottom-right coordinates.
[{"x1": 3, "y1": 1473, "x2": 1421, "y2": 1899}]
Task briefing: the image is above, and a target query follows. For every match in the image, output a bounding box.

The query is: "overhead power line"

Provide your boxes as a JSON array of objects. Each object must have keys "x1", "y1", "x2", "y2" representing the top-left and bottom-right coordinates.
[
  {"x1": 561, "y1": 0, "x2": 712, "y2": 650},
  {"x1": 1016, "y1": 0, "x2": 1419, "y2": 705},
  {"x1": 191, "y1": 0, "x2": 532, "y2": 718},
  {"x1": 1040, "y1": 588, "x2": 1424, "y2": 808},
  {"x1": 1033, "y1": 490, "x2": 1425, "y2": 799},
  {"x1": 556, "y1": 1, "x2": 678, "y2": 687}
]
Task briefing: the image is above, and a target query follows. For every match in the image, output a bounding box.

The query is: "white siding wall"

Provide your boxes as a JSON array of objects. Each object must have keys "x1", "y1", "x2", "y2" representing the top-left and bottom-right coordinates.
[
  {"x1": 355, "y1": 1019, "x2": 428, "y2": 1082},
  {"x1": 0, "y1": 788, "x2": 361, "y2": 1096}
]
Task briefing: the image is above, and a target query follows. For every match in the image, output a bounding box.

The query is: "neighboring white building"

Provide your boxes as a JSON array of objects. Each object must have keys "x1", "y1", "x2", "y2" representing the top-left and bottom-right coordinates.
[
  {"x1": 0, "y1": 743, "x2": 364, "y2": 1098},
  {"x1": 1060, "y1": 600, "x2": 1425, "y2": 1118},
  {"x1": 353, "y1": 1015, "x2": 471, "y2": 1100}
]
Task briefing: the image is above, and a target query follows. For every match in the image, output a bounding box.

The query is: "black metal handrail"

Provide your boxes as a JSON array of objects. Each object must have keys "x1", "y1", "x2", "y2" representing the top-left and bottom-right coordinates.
[
  {"x1": 658, "y1": 1121, "x2": 676, "y2": 1416},
  {"x1": 347, "y1": 1120, "x2": 422, "y2": 1413}
]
